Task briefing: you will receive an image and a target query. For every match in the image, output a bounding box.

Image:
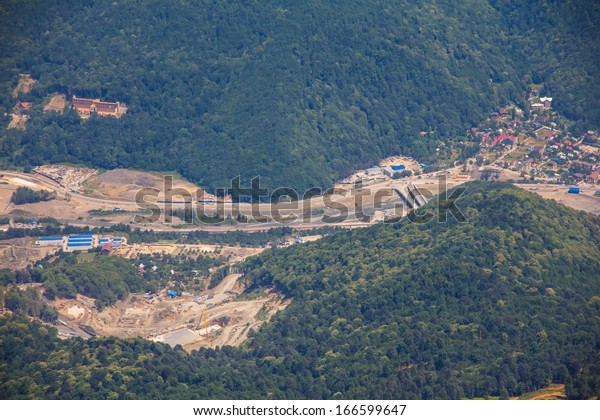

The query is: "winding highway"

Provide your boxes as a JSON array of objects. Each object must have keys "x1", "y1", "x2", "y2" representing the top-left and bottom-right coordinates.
[{"x1": 1, "y1": 169, "x2": 460, "y2": 232}]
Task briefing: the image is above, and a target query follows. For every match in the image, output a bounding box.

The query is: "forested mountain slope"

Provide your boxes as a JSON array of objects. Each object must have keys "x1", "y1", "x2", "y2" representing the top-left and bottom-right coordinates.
[
  {"x1": 1, "y1": 1, "x2": 599, "y2": 191},
  {"x1": 492, "y1": 0, "x2": 600, "y2": 131},
  {"x1": 1, "y1": 182, "x2": 599, "y2": 399}
]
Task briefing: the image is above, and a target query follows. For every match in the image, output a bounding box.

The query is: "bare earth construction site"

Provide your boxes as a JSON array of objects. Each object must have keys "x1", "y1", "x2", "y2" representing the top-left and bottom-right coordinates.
[
  {"x1": 55, "y1": 272, "x2": 289, "y2": 351},
  {"x1": 21, "y1": 225, "x2": 283, "y2": 350},
  {"x1": 1, "y1": 159, "x2": 600, "y2": 352}
]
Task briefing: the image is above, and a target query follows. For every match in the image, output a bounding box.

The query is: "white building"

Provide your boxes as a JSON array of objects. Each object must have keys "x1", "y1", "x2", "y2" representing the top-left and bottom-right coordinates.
[
  {"x1": 540, "y1": 97, "x2": 553, "y2": 108},
  {"x1": 365, "y1": 167, "x2": 382, "y2": 176},
  {"x1": 36, "y1": 237, "x2": 64, "y2": 247}
]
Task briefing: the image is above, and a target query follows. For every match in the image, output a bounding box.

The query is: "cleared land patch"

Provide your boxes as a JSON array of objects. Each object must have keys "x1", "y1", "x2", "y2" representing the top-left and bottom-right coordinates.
[
  {"x1": 83, "y1": 169, "x2": 212, "y2": 202},
  {"x1": 43, "y1": 94, "x2": 66, "y2": 113}
]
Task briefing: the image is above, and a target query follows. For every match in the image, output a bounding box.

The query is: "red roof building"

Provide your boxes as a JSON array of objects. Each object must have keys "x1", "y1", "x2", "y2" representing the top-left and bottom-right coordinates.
[
  {"x1": 72, "y1": 96, "x2": 123, "y2": 118},
  {"x1": 100, "y1": 242, "x2": 113, "y2": 255},
  {"x1": 494, "y1": 134, "x2": 517, "y2": 144}
]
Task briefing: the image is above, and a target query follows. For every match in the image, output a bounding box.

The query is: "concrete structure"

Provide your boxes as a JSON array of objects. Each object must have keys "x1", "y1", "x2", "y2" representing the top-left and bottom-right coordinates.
[
  {"x1": 384, "y1": 166, "x2": 409, "y2": 177},
  {"x1": 365, "y1": 167, "x2": 382, "y2": 176},
  {"x1": 72, "y1": 96, "x2": 124, "y2": 118},
  {"x1": 66, "y1": 242, "x2": 94, "y2": 252},
  {"x1": 65, "y1": 234, "x2": 95, "y2": 252},
  {"x1": 154, "y1": 328, "x2": 200, "y2": 347},
  {"x1": 36, "y1": 237, "x2": 64, "y2": 247},
  {"x1": 531, "y1": 103, "x2": 544, "y2": 112},
  {"x1": 197, "y1": 325, "x2": 222, "y2": 337},
  {"x1": 36, "y1": 234, "x2": 125, "y2": 252},
  {"x1": 98, "y1": 236, "x2": 125, "y2": 247}
]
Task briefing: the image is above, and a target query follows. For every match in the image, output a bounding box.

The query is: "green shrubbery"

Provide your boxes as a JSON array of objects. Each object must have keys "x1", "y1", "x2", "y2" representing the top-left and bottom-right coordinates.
[{"x1": 10, "y1": 187, "x2": 55, "y2": 205}]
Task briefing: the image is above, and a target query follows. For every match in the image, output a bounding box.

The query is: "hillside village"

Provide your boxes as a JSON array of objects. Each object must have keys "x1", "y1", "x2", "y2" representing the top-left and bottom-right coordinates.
[{"x1": 469, "y1": 90, "x2": 600, "y2": 186}]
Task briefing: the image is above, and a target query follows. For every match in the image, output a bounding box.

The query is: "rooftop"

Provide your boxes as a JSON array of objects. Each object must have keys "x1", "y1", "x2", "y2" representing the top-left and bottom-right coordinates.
[{"x1": 156, "y1": 328, "x2": 200, "y2": 347}]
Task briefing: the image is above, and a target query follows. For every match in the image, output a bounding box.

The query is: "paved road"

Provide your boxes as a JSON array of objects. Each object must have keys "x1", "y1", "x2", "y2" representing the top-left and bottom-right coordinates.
[{"x1": 1, "y1": 169, "x2": 461, "y2": 233}]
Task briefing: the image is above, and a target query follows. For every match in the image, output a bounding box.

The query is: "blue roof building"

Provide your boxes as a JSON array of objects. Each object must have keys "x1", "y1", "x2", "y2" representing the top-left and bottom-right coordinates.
[{"x1": 36, "y1": 236, "x2": 64, "y2": 247}]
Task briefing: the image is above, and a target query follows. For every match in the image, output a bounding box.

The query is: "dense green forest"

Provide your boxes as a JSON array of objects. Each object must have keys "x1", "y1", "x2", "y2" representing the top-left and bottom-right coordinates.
[
  {"x1": 0, "y1": 287, "x2": 57, "y2": 323},
  {"x1": 492, "y1": 0, "x2": 600, "y2": 132},
  {"x1": 1, "y1": 1, "x2": 598, "y2": 192},
  {"x1": 34, "y1": 254, "x2": 145, "y2": 309},
  {"x1": 1, "y1": 182, "x2": 599, "y2": 399}
]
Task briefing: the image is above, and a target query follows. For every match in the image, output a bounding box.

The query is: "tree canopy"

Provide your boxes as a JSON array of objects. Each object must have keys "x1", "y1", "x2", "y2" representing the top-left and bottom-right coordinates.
[
  {"x1": 1, "y1": 182, "x2": 599, "y2": 399},
  {"x1": 1, "y1": 1, "x2": 598, "y2": 191},
  {"x1": 10, "y1": 186, "x2": 55, "y2": 205}
]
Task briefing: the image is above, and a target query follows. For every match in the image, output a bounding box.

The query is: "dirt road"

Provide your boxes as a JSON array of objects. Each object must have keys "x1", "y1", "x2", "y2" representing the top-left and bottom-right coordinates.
[
  {"x1": 212, "y1": 273, "x2": 244, "y2": 295},
  {"x1": 53, "y1": 248, "x2": 288, "y2": 351},
  {"x1": 518, "y1": 184, "x2": 600, "y2": 215}
]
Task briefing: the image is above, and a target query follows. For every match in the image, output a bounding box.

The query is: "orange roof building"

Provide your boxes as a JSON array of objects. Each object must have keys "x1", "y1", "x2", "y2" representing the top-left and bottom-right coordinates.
[{"x1": 72, "y1": 96, "x2": 124, "y2": 118}]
